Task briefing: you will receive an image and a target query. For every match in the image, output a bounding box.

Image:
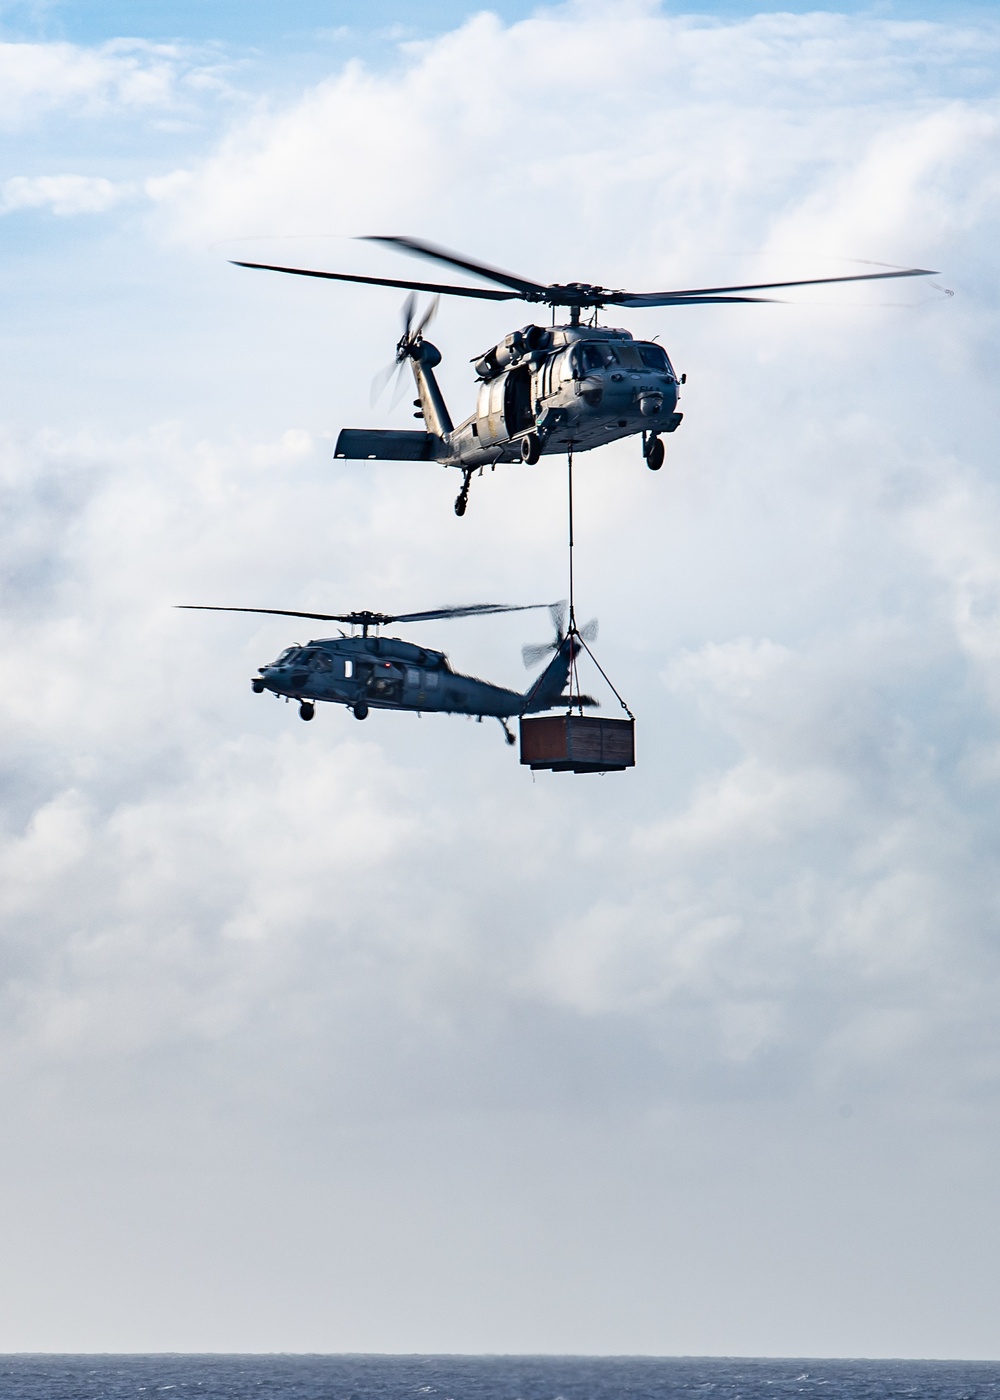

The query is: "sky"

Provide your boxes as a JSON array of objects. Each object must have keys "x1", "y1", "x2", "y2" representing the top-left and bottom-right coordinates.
[{"x1": 1, "y1": 0, "x2": 999, "y2": 1360}]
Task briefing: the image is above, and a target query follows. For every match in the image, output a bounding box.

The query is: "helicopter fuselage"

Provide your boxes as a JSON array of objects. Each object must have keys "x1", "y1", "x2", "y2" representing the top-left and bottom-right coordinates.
[
  {"x1": 335, "y1": 322, "x2": 682, "y2": 480},
  {"x1": 253, "y1": 631, "x2": 571, "y2": 720},
  {"x1": 452, "y1": 323, "x2": 682, "y2": 465}
]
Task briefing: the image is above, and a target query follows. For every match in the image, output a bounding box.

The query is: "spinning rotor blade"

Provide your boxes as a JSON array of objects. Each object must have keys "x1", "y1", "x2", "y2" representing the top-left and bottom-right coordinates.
[
  {"x1": 178, "y1": 601, "x2": 554, "y2": 627},
  {"x1": 522, "y1": 601, "x2": 571, "y2": 668},
  {"x1": 615, "y1": 266, "x2": 936, "y2": 307},
  {"x1": 400, "y1": 289, "x2": 417, "y2": 340},
  {"x1": 522, "y1": 641, "x2": 556, "y2": 669},
  {"x1": 413, "y1": 294, "x2": 439, "y2": 338},
  {"x1": 391, "y1": 601, "x2": 551, "y2": 624},
  {"x1": 370, "y1": 358, "x2": 403, "y2": 407},
  {"x1": 579, "y1": 617, "x2": 599, "y2": 644},
  {"x1": 179, "y1": 605, "x2": 361, "y2": 623},
  {"x1": 231, "y1": 260, "x2": 516, "y2": 302},
  {"x1": 235, "y1": 247, "x2": 936, "y2": 313},
  {"x1": 363, "y1": 235, "x2": 548, "y2": 299}
]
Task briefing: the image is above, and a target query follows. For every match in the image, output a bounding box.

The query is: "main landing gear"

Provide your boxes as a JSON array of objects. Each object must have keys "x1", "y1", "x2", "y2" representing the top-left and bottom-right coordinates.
[
  {"x1": 520, "y1": 432, "x2": 541, "y2": 465},
  {"x1": 299, "y1": 701, "x2": 315, "y2": 721},
  {"x1": 643, "y1": 432, "x2": 664, "y2": 471},
  {"x1": 454, "y1": 467, "x2": 475, "y2": 517}
]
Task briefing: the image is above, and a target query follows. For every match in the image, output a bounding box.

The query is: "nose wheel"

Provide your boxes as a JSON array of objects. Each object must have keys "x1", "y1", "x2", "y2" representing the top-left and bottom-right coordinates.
[{"x1": 643, "y1": 433, "x2": 664, "y2": 471}]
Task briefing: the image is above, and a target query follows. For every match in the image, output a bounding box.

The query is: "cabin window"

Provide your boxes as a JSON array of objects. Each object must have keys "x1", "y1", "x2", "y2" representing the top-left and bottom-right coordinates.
[
  {"x1": 477, "y1": 383, "x2": 491, "y2": 420},
  {"x1": 489, "y1": 377, "x2": 505, "y2": 416},
  {"x1": 343, "y1": 659, "x2": 353, "y2": 679},
  {"x1": 406, "y1": 668, "x2": 420, "y2": 686},
  {"x1": 424, "y1": 671, "x2": 439, "y2": 689},
  {"x1": 637, "y1": 342, "x2": 670, "y2": 372}
]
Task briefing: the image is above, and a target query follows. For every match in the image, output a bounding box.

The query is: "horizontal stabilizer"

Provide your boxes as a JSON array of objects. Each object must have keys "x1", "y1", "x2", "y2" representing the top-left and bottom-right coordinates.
[{"x1": 335, "y1": 429, "x2": 441, "y2": 462}]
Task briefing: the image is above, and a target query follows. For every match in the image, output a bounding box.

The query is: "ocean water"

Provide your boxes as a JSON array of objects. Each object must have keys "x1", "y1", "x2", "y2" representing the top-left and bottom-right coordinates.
[{"x1": 1, "y1": 1356, "x2": 998, "y2": 1400}]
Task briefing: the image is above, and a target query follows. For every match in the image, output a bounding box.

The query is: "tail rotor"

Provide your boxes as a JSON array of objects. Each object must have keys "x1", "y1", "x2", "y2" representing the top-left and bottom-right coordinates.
[
  {"x1": 522, "y1": 601, "x2": 598, "y2": 669},
  {"x1": 370, "y1": 293, "x2": 440, "y2": 408}
]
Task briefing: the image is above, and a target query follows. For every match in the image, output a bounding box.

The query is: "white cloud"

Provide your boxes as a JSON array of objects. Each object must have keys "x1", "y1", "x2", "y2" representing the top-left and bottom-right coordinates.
[
  {"x1": 0, "y1": 38, "x2": 233, "y2": 129},
  {"x1": 0, "y1": 173, "x2": 129, "y2": 215}
]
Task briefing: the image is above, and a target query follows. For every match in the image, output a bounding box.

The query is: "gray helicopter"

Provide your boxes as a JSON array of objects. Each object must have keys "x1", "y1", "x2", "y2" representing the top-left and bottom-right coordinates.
[
  {"x1": 180, "y1": 600, "x2": 595, "y2": 743},
  {"x1": 234, "y1": 235, "x2": 935, "y2": 516}
]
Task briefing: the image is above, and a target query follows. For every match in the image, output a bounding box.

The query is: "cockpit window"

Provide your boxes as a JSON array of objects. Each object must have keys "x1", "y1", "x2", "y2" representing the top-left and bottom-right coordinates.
[
  {"x1": 275, "y1": 647, "x2": 298, "y2": 665},
  {"x1": 614, "y1": 343, "x2": 643, "y2": 370},
  {"x1": 637, "y1": 343, "x2": 672, "y2": 374},
  {"x1": 579, "y1": 343, "x2": 618, "y2": 372}
]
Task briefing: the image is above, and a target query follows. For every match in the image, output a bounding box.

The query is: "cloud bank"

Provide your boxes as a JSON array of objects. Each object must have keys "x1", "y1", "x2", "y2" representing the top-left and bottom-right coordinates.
[{"x1": 1, "y1": 0, "x2": 999, "y2": 1357}]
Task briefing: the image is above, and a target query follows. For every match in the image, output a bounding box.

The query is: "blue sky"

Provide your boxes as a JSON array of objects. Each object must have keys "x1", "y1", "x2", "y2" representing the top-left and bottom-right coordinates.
[
  {"x1": 1, "y1": 0, "x2": 999, "y2": 1359},
  {"x1": 3, "y1": 0, "x2": 998, "y2": 46}
]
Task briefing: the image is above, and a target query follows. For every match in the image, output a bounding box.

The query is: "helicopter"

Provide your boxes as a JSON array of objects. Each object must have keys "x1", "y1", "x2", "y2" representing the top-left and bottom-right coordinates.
[
  {"x1": 233, "y1": 235, "x2": 935, "y2": 516},
  {"x1": 179, "y1": 599, "x2": 596, "y2": 744}
]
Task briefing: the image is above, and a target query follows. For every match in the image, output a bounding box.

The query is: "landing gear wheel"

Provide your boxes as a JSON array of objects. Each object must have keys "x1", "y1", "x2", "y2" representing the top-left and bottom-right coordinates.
[
  {"x1": 454, "y1": 467, "x2": 474, "y2": 518},
  {"x1": 521, "y1": 432, "x2": 541, "y2": 465},
  {"x1": 644, "y1": 435, "x2": 664, "y2": 471},
  {"x1": 505, "y1": 729, "x2": 516, "y2": 746},
  {"x1": 299, "y1": 701, "x2": 315, "y2": 721},
  {"x1": 353, "y1": 702, "x2": 369, "y2": 721}
]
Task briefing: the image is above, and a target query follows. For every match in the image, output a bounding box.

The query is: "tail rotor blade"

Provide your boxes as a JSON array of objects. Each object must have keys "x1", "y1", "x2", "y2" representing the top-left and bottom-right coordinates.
[
  {"x1": 389, "y1": 362, "x2": 412, "y2": 410},
  {"x1": 401, "y1": 290, "x2": 416, "y2": 340},
  {"x1": 370, "y1": 358, "x2": 402, "y2": 407},
  {"x1": 522, "y1": 640, "x2": 556, "y2": 669},
  {"x1": 549, "y1": 600, "x2": 567, "y2": 638},
  {"x1": 579, "y1": 617, "x2": 599, "y2": 644},
  {"x1": 414, "y1": 294, "x2": 439, "y2": 338}
]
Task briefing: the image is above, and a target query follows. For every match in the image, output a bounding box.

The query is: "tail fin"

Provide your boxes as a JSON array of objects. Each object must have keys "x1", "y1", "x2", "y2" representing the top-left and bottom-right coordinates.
[
  {"x1": 523, "y1": 636, "x2": 598, "y2": 713},
  {"x1": 410, "y1": 341, "x2": 454, "y2": 439}
]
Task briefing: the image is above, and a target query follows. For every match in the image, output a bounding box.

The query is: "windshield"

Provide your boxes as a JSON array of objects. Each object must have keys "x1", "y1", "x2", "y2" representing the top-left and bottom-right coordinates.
[
  {"x1": 578, "y1": 342, "x2": 619, "y2": 373},
  {"x1": 637, "y1": 342, "x2": 673, "y2": 374}
]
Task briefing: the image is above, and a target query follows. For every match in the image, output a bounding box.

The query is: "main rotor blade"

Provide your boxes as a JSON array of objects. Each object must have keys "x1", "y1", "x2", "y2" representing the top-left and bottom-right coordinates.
[
  {"x1": 617, "y1": 294, "x2": 778, "y2": 307},
  {"x1": 615, "y1": 266, "x2": 935, "y2": 306},
  {"x1": 179, "y1": 602, "x2": 555, "y2": 626},
  {"x1": 231, "y1": 260, "x2": 517, "y2": 302},
  {"x1": 178, "y1": 605, "x2": 358, "y2": 623},
  {"x1": 392, "y1": 602, "x2": 552, "y2": 624},
  {"x1": 363, "y1": 235, "x2": 547, "y2": 299}
]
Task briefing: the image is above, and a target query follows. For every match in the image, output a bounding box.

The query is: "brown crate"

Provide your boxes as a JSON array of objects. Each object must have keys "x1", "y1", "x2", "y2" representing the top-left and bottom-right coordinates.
[{"x1": 519, "y1": 715, "x2": 635, "y2": 772}]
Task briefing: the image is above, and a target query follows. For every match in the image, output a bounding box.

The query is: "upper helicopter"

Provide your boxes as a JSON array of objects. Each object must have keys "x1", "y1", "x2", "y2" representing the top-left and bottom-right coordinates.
[
  {"x1": 234, "y1": 235, "x2": 935, "y2": 517},
  {"x1": 180, "y1": 599, "x2": 595, "y2": 745}
]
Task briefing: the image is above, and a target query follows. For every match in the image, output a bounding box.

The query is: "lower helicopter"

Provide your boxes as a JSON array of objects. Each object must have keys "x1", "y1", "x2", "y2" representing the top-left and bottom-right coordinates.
[{"x1": 180, "y1": 600, "x2": 595, "y2": 744}]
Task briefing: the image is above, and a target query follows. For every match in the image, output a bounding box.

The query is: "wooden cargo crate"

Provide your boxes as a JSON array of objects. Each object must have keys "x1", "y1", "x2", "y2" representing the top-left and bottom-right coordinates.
[{"x1": 519, "y1": 714, "x2": 635, "y2": 773}]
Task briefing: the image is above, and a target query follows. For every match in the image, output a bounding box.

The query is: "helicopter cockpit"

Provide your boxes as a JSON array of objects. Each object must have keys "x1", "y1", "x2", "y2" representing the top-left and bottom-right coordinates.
[{"x1": 574, "y1": 341, "x2": 677, "y2": 379}]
